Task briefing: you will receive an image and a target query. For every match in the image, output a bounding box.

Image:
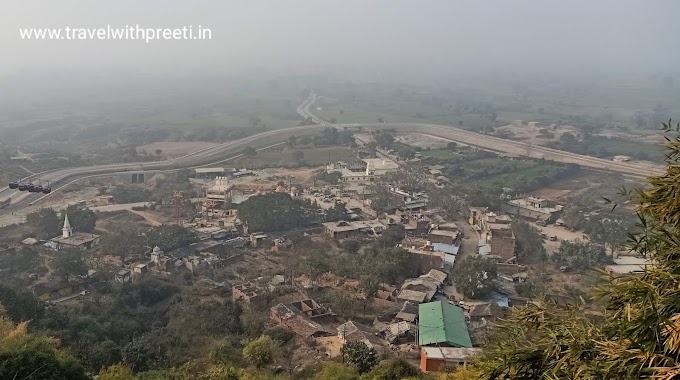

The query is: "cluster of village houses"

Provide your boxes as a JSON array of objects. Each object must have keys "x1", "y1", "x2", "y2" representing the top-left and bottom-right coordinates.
[
  {"x1": 233, "y1": 266, "x2": 492, "y2": 372},
  {"x1": 15, "y1": 155, "x2": 653, "y2": 372}
]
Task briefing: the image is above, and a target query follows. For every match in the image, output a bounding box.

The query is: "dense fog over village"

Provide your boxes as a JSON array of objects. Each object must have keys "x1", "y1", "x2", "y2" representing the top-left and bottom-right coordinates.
[{"x1": 0, "y1": 2, "x2": 679, "y2": 379}]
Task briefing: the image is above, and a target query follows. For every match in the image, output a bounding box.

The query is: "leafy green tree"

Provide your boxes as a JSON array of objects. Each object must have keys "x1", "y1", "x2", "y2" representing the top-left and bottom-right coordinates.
[
  {"x1": 110, "y1": 186, "x2": 153, "y2": 203},
  {"x1": 369, "y1": 183, "x2": 400, "y2": 212},
  {"x1": 242, "y1": 335, "x2": 275, "y2": 368},
  {"x1": 360, "y1": 247, "x2": 417, "y2": 284},
  {"x1": 263, "y1": 326, "x2": 294, "y2": 344},
  {"x1": 144, "y1": 225, "x2": 198, "y2": 251},
  {"x1": 376, "y1": 224, "x2": 405, "y2": 247},
  {"x1": 210, "y1": 336, "x2": 245, "y2": 366},
  {"x1": 561, "y1": 206, "x2": 586, "y2": 230},
  {"x1": 302, "y1": 250, "x2": 332, "y2": 283},
  {"x1": 480, "y1": 122, "x2": 680, "y2": 379},
  {"x1": 446, "y1": 142, "x2": 458, "y2": 150},
  {"x1": 374, "y1": 131, "x2": 395, "y2": 149},
  {"x1": 341, "y1": 341, "x2": 378, "y2": 374},
  {"x1": 121, "y1": 330, "x2": 169, "y2": 372},
  {"x1": 0, "y1": 246, "x2": 41, "y2": 274},
  {"x1": 362, "y1": 358, "x2": 420, "y2": 380},
  {"x1": 325, "y1": 202, "x2": 347, "y2": 222},
  {"x1": 26, "y1": 207, "x2": 60, "y2": 238},
  {"x1": 64, "y1": 204, "x2": 98, "y2": 232},
  {"x1": 0, "y1": 285, "x2": 44, "y2": 322},
  {"x1": 428, "y1": 187, "x2": 466, "y2": 219},
  {"x1": 292, "y1": 149, "x2": 305, "y2": 162},
  {"x1": 511, "y1": 220, "x2": 547, "y2": 263},
  {"x1": 100, "y1": 224, "x2": 145, "y2": 263},
  {"x1": 340, "y1": 239, "x2": 362, "y2": 254},
  {"x1": 315, "y1": 170, "x2": 342, "y2": 185},
  {"x1": 552, "y1": 239, "x2": 610, "y2": 271},
  {"x1": 118, "y1": 277, "x2": 178, "y2": 308},
  {"x1": 52, "y1": 250, "x2": 88, "y2": 282},
  {"x1": 313, "y1": 362, "x2": 359, "y2": 380},
  {"x1": 98, "y1": 364, "x2": 135, "y2": 380},
  {"x1": 0, "y1": 319, "x2": 88, "y2": 380},
  {"x1": 452, "y1": 255, "x2": 497, "y2": 299},
  {"x1": 394, "y1": 145, "x2": 416, "y2": 160},
  {"x1": 588, "y1": 216, "x2": 631, "y2": 255},
  {"x1": 383, "y1": 165, "x2": 427, "y2": 193},
  {"x1": 287, "y1": 135, "x2": 298, "y2": 148},
  {"x1": 359, "y1": 275, "x2": 380, "y2": 314},
  {"x1": 436, "y1": 366, "x2": 483, "y2": 379},
  {"x1": 206, "y1": 364, "x2": 243, "y2": 380},
  {"x1": 242, "y1": 147, "x2": 257, "y2": 156},
  {"x1": 237, "y1": 193, "x2": 316, "y2": 232}
]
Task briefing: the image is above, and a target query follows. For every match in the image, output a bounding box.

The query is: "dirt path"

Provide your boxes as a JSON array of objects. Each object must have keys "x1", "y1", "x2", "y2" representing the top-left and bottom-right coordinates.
[
  {"x1": 129, "y1": 210, "x2": 163, "y2": 226},
  {"x1": 35, "y1": 254, "x2": 53, "y2": 285}
]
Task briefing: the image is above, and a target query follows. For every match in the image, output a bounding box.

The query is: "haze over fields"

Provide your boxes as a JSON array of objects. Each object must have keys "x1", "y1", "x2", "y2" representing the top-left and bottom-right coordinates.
[{"x1": 2, "y1": 1, "x2": 679, "y2": 82}]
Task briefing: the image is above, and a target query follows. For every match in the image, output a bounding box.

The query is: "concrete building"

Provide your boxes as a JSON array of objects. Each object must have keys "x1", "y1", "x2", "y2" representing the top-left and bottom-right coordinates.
[
  {"x1": 194, "y1": 167, "x2": 226, "y2": 178},
  {"x1": 472, "y1": 209, "x2": 516, "y2": 261},
  {"x1": 270, "y1": 303, "x2": 331, "y2": 338},
  {"x1": 326, "y1": 158, "x2": 399, "y2": 184},
  {"x1": 487, "y1": 228, "x2": 516, "y2": 261},
  {"x1": 45, "y1": 214, "x2": 100, "y2": 251},
  {"x1": 503, "y1": 197, "x2": 563, "y2": 224},
  {"x1": 420, "y1": 347, "x2": 482, "y2": 372},
  {"x1": 322, "y1": 220, "x2": 365, "y2": 239},
  {"x1": 115, "y1": 269, "x2": 132, "y2": 284},
  {"x1": 205, "y1": 176, "x2": 233, "y2": 204},
  {"x1": 604, "y1": 256, "x2": 652, "y2": 276},
  {"x1": 337, "y1": 321, "x2": 385, "y2": 351}
]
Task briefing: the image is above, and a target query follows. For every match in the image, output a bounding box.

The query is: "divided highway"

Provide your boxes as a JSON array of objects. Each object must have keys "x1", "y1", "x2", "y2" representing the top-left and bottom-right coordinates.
[
  {"x1": 0, "y1": 120, "x2": 325, "y2": 212},
  {"x1": 297, "y1": 94, "x2": 663, "y2": 179},
  {"x1": 0, "y1": 93, "x2": 662, "y2": 215}
]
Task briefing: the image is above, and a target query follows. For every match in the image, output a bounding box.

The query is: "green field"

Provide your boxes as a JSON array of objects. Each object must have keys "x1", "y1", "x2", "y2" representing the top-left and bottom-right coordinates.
[
  {"x1": 420, "y1": 149, "x2": 461, "y2": 160},
  {"x1": 312, "y1": 79, "x2": 680, "y2": 146},
  {"x1": 234, "y1": 146, "x2": 355, "y2": 168}
]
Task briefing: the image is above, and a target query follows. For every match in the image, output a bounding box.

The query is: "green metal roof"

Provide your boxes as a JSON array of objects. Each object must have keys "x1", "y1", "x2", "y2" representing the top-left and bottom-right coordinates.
[{"x1": 418, "y1": 301, "x2": 472, "y2": 348}]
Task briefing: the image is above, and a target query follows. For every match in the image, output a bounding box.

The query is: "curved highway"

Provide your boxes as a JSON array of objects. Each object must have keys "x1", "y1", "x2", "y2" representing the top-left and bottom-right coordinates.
[
  {"x1": 0, "y1": 93, "x2": 661, "y2": 214},
  {"x1": 0, "y1": 118, "x2": 325, "y2": 212},
  {"x1": 298, "y1": 93, "x2": 663, "y2": 179}
]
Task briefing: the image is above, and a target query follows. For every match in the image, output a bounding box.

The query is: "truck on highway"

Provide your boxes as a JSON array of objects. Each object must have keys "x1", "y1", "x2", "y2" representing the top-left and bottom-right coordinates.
[{"x1": 0, "y1": 198, "x2": 10, "y2": 209}]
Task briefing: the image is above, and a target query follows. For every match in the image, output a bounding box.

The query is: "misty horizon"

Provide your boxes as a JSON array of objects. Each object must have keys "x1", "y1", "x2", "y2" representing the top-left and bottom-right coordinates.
[{"x1": 2, "y1": 0, "x2": 679, "y2": 82}]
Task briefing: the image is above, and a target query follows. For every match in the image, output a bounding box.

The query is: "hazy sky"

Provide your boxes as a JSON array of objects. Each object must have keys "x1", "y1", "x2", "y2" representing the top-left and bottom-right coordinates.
[{"x1": 1, "y1": 1, "x2": 679, "y2": 79}]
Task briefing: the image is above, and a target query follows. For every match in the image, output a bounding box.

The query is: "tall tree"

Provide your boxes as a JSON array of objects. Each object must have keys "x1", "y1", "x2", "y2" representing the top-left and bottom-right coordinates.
[
  {"x1": 64, "y1": 204, "x2": 98, "y2": 233},
  {"x1": 362, "y1": 358, "x2": 420, "y2": 380},
  {"x1": 341, "y1": 341, "x2": 378, "y2": 374},
  {"x1": 552, "y1": 239, "x2": 610, "y2": 271},
  {"x1": 242, "y1": 335, "x2": 275, "y2": 368},
  {"x1": 237, "y1": 193, "x2": 316, "y2": 232},
  {"x1": 144, "y1": 225, "x2": 198, "y2": 252},
  {"x1": 291, "y1": 149, "x2": 305, "y2": 162},
  {"x1": 452, "y1": 255, "x2": 497, "y2": 299},
  {"x1": 26, "y1": 207, "x2": 60, "y2": 238},
  {"x1": 359, "y1": 275, "x2": 380, "y2": 315},
  {"x1": 52, "y1": 250, "x2": 88, "y2": 282},
  {"x1": 0, "y1": 309, "x2": 88, "y2": 380},
  {"x1": 100, "y1": 224, "x2": 145, "y2": 263}
]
